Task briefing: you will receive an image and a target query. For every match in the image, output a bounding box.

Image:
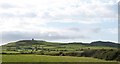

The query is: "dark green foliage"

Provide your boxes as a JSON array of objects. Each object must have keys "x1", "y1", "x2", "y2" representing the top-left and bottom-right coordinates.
[
  {"x1": 65, "y1": 52, "x2": 78, "y2": 56},
  {"x1": 87, "y1": 49, "x2": 120, "y2": 61},
  {"x1": 81, "y1": 49, "x2": 96, "y2": 57},
  {"x1": 116, "y1": 55, "x2": 120, "y2": 61}
]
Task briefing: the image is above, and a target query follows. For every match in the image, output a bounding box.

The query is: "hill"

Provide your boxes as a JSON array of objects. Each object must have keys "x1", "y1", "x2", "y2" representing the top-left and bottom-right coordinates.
[
  {"x1": 2, "y1": 39, "x2": 120, "y2": 62},
  {"x1": 90, "y1": 41, "x2": 120, "y2": 48},
  {"x1": 2, "y1": 39, "x2": 120, "y2": 48},
  {"x1": 68, "y1": 41, "x2": 119, "y2": 48}
]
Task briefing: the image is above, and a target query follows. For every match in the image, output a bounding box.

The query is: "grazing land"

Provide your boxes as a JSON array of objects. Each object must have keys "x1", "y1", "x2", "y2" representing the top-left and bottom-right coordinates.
[
  {"x1": 2, "y1": 55, "x2": 113, "y2": 62},
  {"x1": 1, "y1": 39, "x2": 120, "y2": 62}
]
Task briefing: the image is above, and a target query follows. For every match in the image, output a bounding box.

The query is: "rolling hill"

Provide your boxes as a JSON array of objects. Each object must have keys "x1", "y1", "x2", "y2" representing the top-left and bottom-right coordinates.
[
  {"x1": 2, "y1": 39, "x2": 120, "y2": 48},
  {"x1": 1, "y1": 39, "x2": 120, "y2": 62}
]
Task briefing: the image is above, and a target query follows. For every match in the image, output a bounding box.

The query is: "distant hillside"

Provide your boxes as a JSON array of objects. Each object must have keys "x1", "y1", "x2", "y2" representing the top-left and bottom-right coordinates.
[
  {"x1": 68, "y1": 41, "x2": 120, "y2": 48},
  {"x1": 16, "y1": 40, "x2": 47, "y2": 45},
  {"x1": 2, "y1": 39, "x2": 120, "y2": 48},
  {"x1": 90, "y1": 41, "x2": 120, "y2": 48}
]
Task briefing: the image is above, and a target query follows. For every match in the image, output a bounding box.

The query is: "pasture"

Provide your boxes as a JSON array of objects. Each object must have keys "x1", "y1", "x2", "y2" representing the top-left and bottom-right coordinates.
[{"x1": 2, "y1": 55, "x2": 113, "y2": 62}]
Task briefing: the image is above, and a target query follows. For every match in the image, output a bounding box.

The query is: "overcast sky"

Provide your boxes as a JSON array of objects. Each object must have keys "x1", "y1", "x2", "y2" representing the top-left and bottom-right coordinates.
[{"x1": 0, "y1": 0, "x2": 119, "y2": 45}]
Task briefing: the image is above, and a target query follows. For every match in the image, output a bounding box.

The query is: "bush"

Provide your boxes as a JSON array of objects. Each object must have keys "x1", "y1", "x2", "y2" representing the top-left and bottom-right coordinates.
[
  {"x1": 82, "y1": 50, "x2": 96, "y2": 57},
  {"x1": 116, "y1": 55, "x2": 120, "y2": 61}
]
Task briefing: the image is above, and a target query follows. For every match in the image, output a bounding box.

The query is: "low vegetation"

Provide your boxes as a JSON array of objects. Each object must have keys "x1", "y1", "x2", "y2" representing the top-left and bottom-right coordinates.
[
  {"x1": 2, "y1": 55, "x2": 114, "y2": 62},
  {"x1": 1, "y1": 39, "x2": 120, "y2": 62}
]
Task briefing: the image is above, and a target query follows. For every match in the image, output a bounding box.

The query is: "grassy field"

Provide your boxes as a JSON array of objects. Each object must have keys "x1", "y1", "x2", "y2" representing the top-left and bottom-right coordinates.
[
  {"x1": 1, "y1": 40, "x2": 119, "y2": 64},
  {"x1": 2, "y1": 55, "x2": 114, "y2": 62}
]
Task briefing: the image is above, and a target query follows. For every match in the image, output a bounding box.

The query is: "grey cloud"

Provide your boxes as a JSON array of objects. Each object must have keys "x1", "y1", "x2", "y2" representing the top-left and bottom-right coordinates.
[
  {"x1": 92, "y1": 28, "x2": 101, "y2": 33},
  {"x1": 0, "y1": 3, "x2": 16, "y2": 9},
  {"x1": 42, "y1": 12, "x2": 63, "y2": 20},
  {"x1": 21, "y1": 13, "x2": 37, "y2": 18},
  {"x1": 67, "y1": 27, "x2": 101, "y2": 33},
  {"x1": 41, "y1": 4, "x2": 117, "y2": 24},
  {"x1": 0, "y1": 13, "x2": 14, "y2": 17},
  {"x1": 0, "y1": 12, "x2": 37, "y2": 18},
  {"x1": 42, "y1": 12, "x2": 53, "y2": 19},
  {"x1": 68, "y1": 27, "x2": 81, "y2": 31},
  {"x1": 2, "y1": 31, "x2": 88, "y2": 43}
]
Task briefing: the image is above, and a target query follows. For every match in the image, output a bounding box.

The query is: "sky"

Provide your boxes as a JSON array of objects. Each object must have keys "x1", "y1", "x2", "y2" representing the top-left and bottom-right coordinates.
[{"x1": 0, "y1": 0, "x2": 119, "y2": 45}]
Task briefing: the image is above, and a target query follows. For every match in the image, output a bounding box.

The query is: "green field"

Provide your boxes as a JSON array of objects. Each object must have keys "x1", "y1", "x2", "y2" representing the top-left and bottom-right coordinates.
[
  {"x1": 2, "y1": 55, "x2": 113, "y2": 62},
  {"x1": 1, "y1": 40, "x2": 120, "y2": 63}
]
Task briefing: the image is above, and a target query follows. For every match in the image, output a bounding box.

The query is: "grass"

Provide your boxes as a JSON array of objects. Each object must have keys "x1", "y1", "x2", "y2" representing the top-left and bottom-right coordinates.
[
  {"x1": 2, "y1": 51, "x2": 20, "y2": 53},
  {"x1": 2, "y1": 55, "x2": 115, "y2": 62}
]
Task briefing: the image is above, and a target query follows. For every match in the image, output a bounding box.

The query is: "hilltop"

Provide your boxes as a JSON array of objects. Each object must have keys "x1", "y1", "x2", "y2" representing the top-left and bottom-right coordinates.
[{"x1": 2, "y1": 39, "x2": 120, "y2": 48}]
